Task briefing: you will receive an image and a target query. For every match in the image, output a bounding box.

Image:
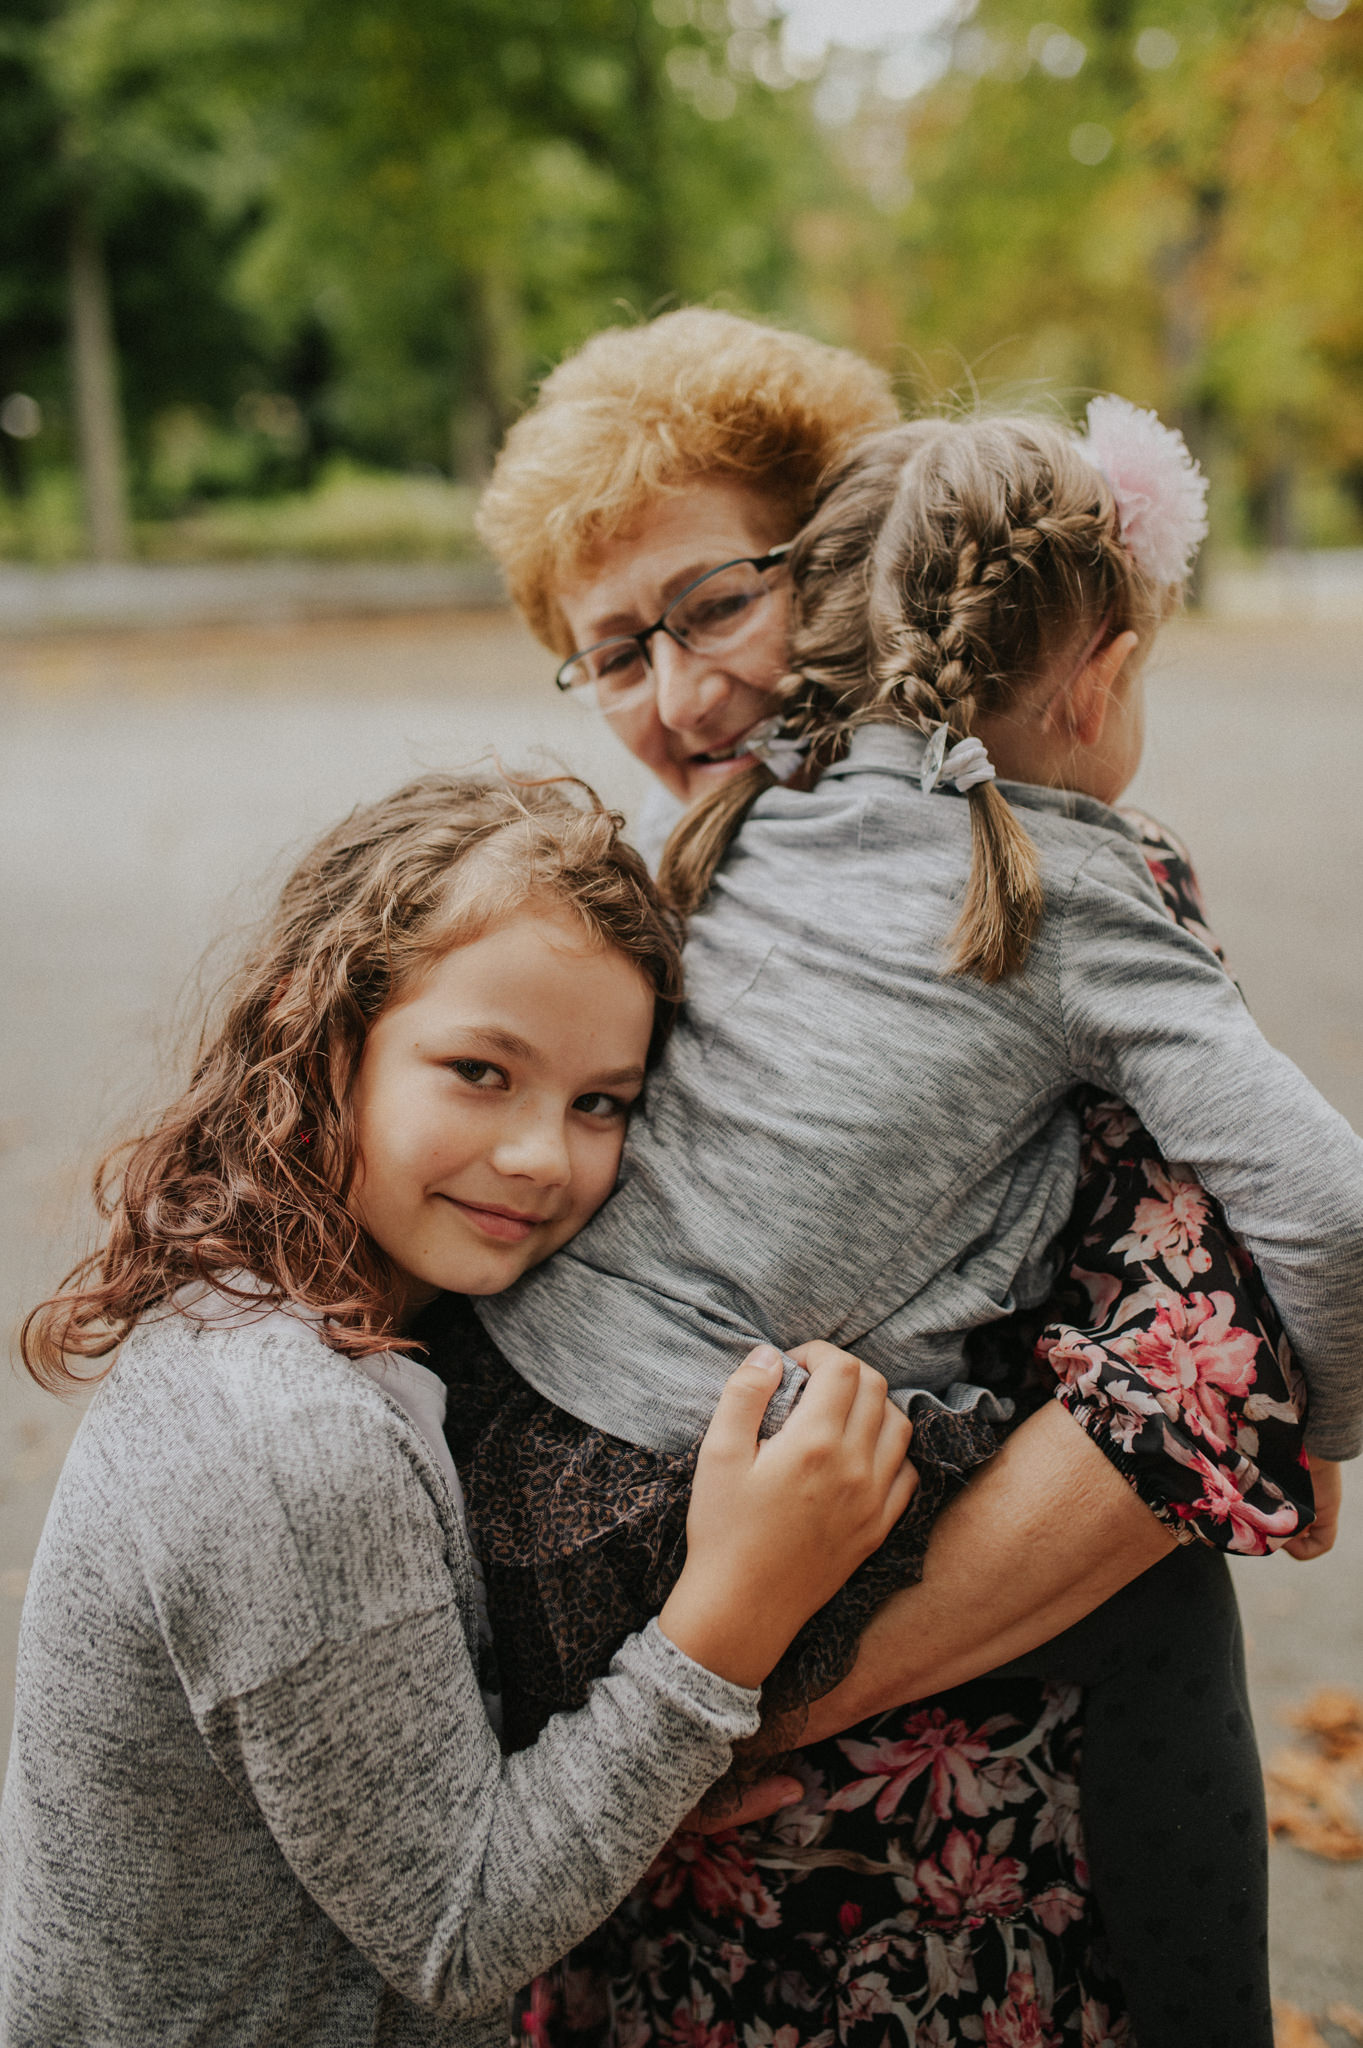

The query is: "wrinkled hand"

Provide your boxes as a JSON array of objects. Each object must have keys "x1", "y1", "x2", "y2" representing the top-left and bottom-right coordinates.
[
  {"x1": 1284, "y1": 1456, "x2": 1343, "y2": 1561},
  {"x1": 679, "y1": 1774, "x2": 807, "y2": 1835}
]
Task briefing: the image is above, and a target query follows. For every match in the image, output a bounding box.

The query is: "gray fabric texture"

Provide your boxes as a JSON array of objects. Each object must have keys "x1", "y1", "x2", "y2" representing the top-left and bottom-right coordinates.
[
  {"x1": 483, "y1": 723, "x2": 1363, "y2": 1458},
  {"x1": 0, "y1": 1301, "x2": 759, "y2": 2046}
]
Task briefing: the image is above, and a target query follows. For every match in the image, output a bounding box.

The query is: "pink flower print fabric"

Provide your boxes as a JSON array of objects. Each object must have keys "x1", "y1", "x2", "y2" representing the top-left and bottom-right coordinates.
[
  {"x1": 1040, "y1": 1094, "x2": 1312, "y2": 1555},
  {"x1": 513, "y1": 1679, "x2": 1132, "y2": 2047}
]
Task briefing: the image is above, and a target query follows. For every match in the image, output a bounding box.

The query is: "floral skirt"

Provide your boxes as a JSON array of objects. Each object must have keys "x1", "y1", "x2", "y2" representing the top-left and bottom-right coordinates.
[{"x1": 515, "y1": 1677, "x2": 1131, "y2": 2048}]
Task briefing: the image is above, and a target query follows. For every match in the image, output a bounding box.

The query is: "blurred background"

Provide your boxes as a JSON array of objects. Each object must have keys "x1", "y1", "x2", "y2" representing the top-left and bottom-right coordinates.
[
  {"x1": 0, "y1": 0, "x2": 1359, "y2": 568},
  {"x1": 3, "y1": 0, "x2": 1363, "y2": 2036}
]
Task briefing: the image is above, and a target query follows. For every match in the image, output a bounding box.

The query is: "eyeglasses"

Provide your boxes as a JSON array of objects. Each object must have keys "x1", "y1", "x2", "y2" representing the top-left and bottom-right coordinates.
[{"x1": 554, "y1": 545, "x2": 793, "y2": 716}]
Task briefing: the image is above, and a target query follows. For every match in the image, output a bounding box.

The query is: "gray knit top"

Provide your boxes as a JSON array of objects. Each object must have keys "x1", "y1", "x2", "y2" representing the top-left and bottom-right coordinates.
[
  {"x1": 0, "y1": 1300, "x2": 760, "y2": 2046},
  {"x1": 483, "y1": 724, "x2": 1363, "y2": 1458}
]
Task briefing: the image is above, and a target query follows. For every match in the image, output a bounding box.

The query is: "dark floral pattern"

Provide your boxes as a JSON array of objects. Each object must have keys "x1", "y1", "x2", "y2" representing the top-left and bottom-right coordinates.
[
  {"x1": 1026, "y1": 814, "x2": 1311, "y2": 1555},
  {"x1": 503, "y1": 814, "x2": 1310, "y2": 2044},
  {"x1": 1037, "y1": 1092, "x2": 1311, "y2": 1554},
  {"x1": 515, "y1": 1680, "x2": 1132, "y2": 2047}
]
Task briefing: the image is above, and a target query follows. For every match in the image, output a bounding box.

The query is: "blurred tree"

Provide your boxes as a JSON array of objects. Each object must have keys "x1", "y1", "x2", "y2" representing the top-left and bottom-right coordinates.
[
  {"x1": 2, "y1": 0, "x2": 864, "y2": 531},
  {"x1": 0, "y1": 0, "x2": 272, "y2": 550},
  {"x1": 205, "y1": 0, "x2": 851, "y2": 475},
  {"x1": 0, "y1": 0, "x2": 67, "y2": 505},
  {"x1": 877, "y1": 0, "x2": 1363, "y2": 545},
  {"x1": 9, "y1": 0, "x2": 1356, "y2": 553}
]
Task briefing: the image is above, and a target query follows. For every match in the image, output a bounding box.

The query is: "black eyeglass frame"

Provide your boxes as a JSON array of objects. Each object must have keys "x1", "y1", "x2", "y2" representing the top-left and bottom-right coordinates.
[{"x1": 553, "y1": 543, "x2": 794, "y2": 694}]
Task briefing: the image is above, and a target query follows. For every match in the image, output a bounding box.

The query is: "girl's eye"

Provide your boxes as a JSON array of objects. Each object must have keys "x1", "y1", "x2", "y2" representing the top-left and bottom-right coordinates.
[
  {"x1": 451, "y1": 1059, "x2": 507, "y2": 1089},
  {"x1": 574, "y1": 1091, "x2": 631, "y2": 1121}
]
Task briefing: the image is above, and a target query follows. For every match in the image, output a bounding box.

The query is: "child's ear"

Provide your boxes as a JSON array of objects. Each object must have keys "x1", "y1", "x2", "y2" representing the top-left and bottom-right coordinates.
[{"x1": 1054, "y1": 630, "x2": 1140, "y2": 748}]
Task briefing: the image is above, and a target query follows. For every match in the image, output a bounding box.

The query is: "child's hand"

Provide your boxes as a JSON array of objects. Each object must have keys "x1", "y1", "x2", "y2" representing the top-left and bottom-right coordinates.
[
  {"x1": 1284, "y1": 1456, "x2": 1343, "y2": 1561},
  {"x1": 658, "y1": 1341, "x2": 917, "y2": 1690}
]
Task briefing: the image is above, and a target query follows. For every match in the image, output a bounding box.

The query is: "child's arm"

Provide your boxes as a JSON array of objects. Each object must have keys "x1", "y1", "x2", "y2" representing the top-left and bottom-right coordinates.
[
  {"x1": 1061, "y1": 839, "x2": 1363, "y2": 1461},
  {"x1": 195, "y1": 1344, "x2": 913, "y2": 2018}
]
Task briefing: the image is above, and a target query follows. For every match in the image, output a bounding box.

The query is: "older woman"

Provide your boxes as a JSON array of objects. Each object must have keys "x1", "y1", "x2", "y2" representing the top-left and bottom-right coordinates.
[{"x1": 470, "y1": 310, "x2": 1316, "y2": 2046}]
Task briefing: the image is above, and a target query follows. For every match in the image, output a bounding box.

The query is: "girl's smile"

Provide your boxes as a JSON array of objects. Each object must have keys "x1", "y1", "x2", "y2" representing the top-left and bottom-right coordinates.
[
  {"x1": 443, "y1": 1195, "x2": 551, "y2": 1243},
  {"x1": 348, "y1": 908, "x2": 656, "y2": 1314}
]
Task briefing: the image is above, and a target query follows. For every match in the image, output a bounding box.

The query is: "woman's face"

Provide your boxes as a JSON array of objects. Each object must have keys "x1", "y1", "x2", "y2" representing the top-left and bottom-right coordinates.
[
  {"x1": 348, "y1": 909, "x2": 654, "y2": 1316},
  {"x1": 557, "y1": 479, "x2": 794, "y2": 808}
]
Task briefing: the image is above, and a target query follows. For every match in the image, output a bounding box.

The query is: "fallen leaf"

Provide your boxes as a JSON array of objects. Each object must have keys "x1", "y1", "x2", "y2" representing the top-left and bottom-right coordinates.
[
  {"x1": 1274, "y1": 2000, "x2": 1329, "y2": 2048},
  {"x1": 1265, "y1": 1747, "x2": 1363, "y2": 1861},
  {"x1": 1326, "y1": 2004, "x2": 1363, "y2": 2044},
  {"x1": 1288, "y1": 1688, "x2": 1363, "y2": 1772}
]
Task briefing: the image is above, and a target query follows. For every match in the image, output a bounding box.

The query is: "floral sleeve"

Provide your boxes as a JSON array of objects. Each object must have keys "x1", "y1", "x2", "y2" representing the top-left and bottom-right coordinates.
[{"x1": 1024, "y1": 811, "x2": 1314, "y2": 1554}]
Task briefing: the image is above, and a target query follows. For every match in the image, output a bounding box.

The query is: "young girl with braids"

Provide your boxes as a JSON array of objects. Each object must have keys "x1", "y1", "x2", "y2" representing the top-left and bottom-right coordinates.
[{"x1": 440, "y1": 402, "x2": 1363, "y2": 2045}]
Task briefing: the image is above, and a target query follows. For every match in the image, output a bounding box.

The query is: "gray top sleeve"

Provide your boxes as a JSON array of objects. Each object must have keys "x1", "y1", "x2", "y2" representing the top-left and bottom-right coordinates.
[
  {"x1": 1061, "y1": 841, "x2": 1363, "y2": 1457},
  {"x1": 115, "y1": 1321, "x2": 761, "y2": 2022},
  {"x1": 204, "y1": 1614, "x2": 751, "y2": 2018}
]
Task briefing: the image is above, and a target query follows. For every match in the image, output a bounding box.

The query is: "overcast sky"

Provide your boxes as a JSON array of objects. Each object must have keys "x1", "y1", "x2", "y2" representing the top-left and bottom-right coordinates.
[{"x1": 779, "y1": 0, "x2": 962, "y2": 60}]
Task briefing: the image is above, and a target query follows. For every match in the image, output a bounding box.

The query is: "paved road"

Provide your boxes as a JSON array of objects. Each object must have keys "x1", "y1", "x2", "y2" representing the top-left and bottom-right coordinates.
[{"x1": 2, "y1": 607, "x2": 1361, "y2": 2016}]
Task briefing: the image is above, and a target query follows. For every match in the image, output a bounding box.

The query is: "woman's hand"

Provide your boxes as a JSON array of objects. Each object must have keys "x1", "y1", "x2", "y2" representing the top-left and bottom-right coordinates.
[
  {"x1": 1284, "y1": 1456, "x2": 1344, "y2": 1561},
  {"x1": 679, "y1": 1775, "x2": 808, "y2": 1835},
  {"x1": 658, "y1": 1342, "x2": 917, "y2": 1690}
]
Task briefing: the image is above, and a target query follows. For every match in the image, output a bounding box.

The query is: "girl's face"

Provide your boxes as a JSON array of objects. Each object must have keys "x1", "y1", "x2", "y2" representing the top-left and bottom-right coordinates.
[
  {"x1": 557, "y1": 478, "x2": 793, "y2": 809},
  {"x1": 348, "y1": 908, "x2": 655, "y2": 1317}
]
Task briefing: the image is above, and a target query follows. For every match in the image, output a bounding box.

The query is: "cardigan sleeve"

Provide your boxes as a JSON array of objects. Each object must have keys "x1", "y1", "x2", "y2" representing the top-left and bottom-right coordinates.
[
  {"x1": 138, "y1": 1326, "x2": 760, "y2": 2022},
  {"x1": 1059, "y1": 836, "x2": 1363, "y2": 1457},
  {"x1": 201, "y1": 1615, "x2": 757, "y2": 2019}
]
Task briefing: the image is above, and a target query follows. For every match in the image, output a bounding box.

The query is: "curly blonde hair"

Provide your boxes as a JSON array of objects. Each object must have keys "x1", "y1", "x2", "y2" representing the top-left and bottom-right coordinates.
[
  {"x1": 476, "y1": 307, "x2": 899, "y2": 652},
  {"x1": 23, "y1": 773, "x2": 682, "y2": 1390}
]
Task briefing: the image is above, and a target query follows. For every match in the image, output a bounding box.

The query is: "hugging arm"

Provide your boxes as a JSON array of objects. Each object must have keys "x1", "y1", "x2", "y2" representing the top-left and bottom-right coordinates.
[
  {"x1": 1063, "y1": 840, "x2": 1363, "y2": 1460},
  {"x1": 802, "y1": 1076, "x2": 1317, "y2": 1739}
]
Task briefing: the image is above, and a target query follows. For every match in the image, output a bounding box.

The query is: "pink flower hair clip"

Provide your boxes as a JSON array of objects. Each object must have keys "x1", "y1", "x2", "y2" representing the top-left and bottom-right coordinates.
[{"x1": 1082, "y1": 394, "x2": 1210, "y2": 586}]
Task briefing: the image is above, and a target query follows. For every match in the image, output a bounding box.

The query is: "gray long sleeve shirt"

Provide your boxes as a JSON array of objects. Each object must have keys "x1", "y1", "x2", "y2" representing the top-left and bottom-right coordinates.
[
  {"x1": 0, "y1": 1302, "x2": 759, "y2": 2046},
  {"x1": 483, "y1": 723, "x2": 1363, "y2": 1458}
]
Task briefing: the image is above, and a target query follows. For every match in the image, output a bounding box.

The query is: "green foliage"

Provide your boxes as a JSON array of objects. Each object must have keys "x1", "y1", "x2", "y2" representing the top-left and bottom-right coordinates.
[
  {"x1": 0, "y1": 0, "x2": 855, "y2": 508},
  {"x1": 879, "y1": 0, "x2": 1363, "y2": 544},
  {"x1": 3, "y1": 0, "x2": 1359, "y2": 553}
]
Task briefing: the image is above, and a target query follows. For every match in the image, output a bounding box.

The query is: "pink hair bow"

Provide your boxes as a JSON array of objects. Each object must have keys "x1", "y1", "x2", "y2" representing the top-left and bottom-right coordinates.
[{"x1": 1082, "y1": 395, "x2": 1209, "y2": 586}]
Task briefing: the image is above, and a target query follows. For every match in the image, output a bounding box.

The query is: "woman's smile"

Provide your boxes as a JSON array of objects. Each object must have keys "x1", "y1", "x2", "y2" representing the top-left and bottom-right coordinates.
[{"x1": 558, "y1": 479, "x2": 793, "y2": 809}]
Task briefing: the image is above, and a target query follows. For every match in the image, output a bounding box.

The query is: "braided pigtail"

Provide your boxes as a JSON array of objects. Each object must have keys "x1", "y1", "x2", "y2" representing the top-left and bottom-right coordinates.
[
  {"x1": 656, "y1": 426, "x2": 942, "y2": 917},
  {"x1": 951, "y1": 783, "x2": 1046, "y2": 980},
  {"x1": 860, "y1": 463, "x2": 1041, "y2": 980},
  {"x1": 858, "y1": 413, "x2": 1168, "y2": 979},
  {"x1": 658, "y1": 758, "x2": 776, "y2": 919}
]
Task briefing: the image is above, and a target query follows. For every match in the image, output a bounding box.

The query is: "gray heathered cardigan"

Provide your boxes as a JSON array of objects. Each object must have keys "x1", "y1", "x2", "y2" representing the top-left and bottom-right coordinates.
[
  {"x1": 0, "y1": 1301, "x2": 759, "y2": 2046},
  {"x1": 483, "y1": 723, "x2": 1363, "y2": 1459}
]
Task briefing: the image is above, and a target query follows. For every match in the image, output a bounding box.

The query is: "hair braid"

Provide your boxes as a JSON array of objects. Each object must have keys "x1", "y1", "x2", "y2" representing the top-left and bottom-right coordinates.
[{"x1": 662, "y1": 411, "x2": 1172, "y2": 967}]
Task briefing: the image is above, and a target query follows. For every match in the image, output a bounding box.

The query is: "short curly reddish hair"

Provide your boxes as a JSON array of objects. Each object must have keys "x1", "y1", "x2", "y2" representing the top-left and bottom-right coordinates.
[{"x1": 476, "y1": 307, "x2": 899, "y2": 653}]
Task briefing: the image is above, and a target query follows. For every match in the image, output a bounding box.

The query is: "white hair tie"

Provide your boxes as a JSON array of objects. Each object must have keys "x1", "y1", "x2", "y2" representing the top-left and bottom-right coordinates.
[
  {"x1": 920, "y1": 724, "x2": 996, "y2": 796},
  {"x1": 746, "y1": 715, "x2": 810, "y2": 783}
]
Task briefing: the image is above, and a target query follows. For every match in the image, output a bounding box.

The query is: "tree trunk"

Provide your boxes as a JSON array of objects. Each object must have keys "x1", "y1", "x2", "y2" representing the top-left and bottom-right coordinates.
[
  {"x1": 68, "y1": 202, "x2": 131, "y2": 562},
  {"x1": 452, "y1": 268, "x2": 526, "y2": 480}
]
